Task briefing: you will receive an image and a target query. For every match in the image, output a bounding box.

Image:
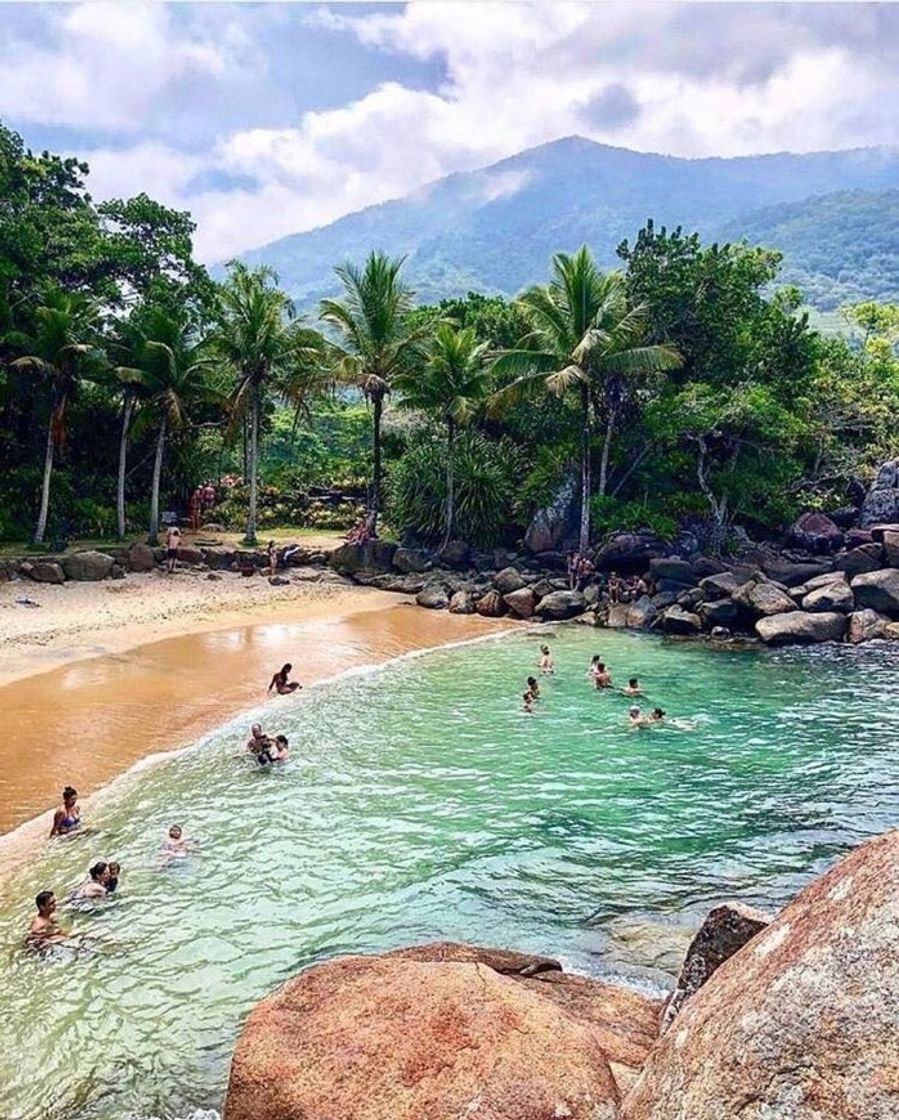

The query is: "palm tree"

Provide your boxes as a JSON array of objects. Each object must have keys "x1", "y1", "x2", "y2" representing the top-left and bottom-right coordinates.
[
  {"x1": 11, "y1": 290, "x2": 101, "y2": 544},
  {"x1": 213, "y1": 263, "x2": 296, "y2": 545},
  {"x1": 493, "y1": 247, "x2": 682, "y2": 551},
  {"x1": 125, "y1": 306, "x2": 212, "y2": 545},
  {"x1": 395, "y1": 322, "x2": 491, "y2": 545},
  {"x1": 320, "y1": 251, "x2": 424, "y2": 535}
]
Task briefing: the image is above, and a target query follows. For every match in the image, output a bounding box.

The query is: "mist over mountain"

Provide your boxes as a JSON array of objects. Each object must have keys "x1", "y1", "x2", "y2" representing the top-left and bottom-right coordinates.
[{"x1": 236, "y1": 136, "x2": 899, "y2": 310}]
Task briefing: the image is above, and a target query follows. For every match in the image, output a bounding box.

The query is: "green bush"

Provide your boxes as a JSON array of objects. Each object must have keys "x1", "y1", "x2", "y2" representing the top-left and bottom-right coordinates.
[
  {"x1": 71, "y1": 498, "x2": 117, "y2": 538},
  {"x1": 589, "y1": 495, "x2": 678, "y2": 541},
  {"x1": 386, "y1": 431, "x2": 525, "y2": 545}
]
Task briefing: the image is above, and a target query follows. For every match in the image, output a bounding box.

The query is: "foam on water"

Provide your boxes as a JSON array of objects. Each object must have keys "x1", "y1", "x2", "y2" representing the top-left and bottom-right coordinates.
[{"x1": 2, "y1": 628, "x2": 899, "y2": 1120}]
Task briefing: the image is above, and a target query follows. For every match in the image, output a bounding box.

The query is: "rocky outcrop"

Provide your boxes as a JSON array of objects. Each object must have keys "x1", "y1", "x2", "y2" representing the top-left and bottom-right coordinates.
[
  {"x1": 26, "y1": 560, "x2": 65, "y2": 584},
  {"x1": 62, "y1": 550, "x2": 114, "y2": 581},
  {"x1": 392, "y1": 547, "x2": 431, "y2": 574},
  {"x1": 732, "y1": 579, "x2": 796, "y2": 617},
  {"x1": 837, "y1": 542, "x2": 884, "y2": 578},
  {"x1": 756, "y1": 610, "x2": 847, "y2": 645},
  {"x1": 801, "y1": 578, "x2": 853, "y2": 613},
  {"x1": 533, "y1": 589, "x2": 587, "y2": 620},
  {"x1": 448, "y1": 589, "x2": 476, "y2": 614},
  {"x1": 860, "y1": 458, "x2": 899, "y2": 526},
  {"x1": 503, "y1": 587, "x2": 537, "y2": 619},
  {"x1": 436, "y1": 540, "x2": 471, "y2": 569},
  {"x1": 595, "y1": 532, "x2": 665, "y2": 573},
  {"x1": 225, "y1": 946, "x2": 633, "y2": 1120},
  {"x1": 851, "y1": 568, "x2": 899, "y2": 616},
  {"x1": 494, "y1": 565, "x2": 526, "y2": 595},
  {"x1": 621, "y1": 828, "x2": 899, "y2": 1120},
  {"x1": 524, "y1": 476, "x2": 577, "y2": 554},
  {"x1": 476, "y1": 590, "x2": 506, "y2": 617},
  {"x1": 789, "y1": 511, "x2": 844, "y2": 553},
  {"x1": 329, "y1": 540, "x2": 398, "y2": 575},
  {"x1": 416, "y1": 584, "x2": 449, "y2": 610},
  {"x1": 847, "y1": 608, "x2": 887, "y2": 643},
  {"x1": 659, "y1": 605, "x2": 702, "y2": 635},
  {"x1": 649, "y1": 558, "x2": 696, "y2": 585},
  {"x1": 127, "y1": 542, "x2": 156, "y2": 572}
]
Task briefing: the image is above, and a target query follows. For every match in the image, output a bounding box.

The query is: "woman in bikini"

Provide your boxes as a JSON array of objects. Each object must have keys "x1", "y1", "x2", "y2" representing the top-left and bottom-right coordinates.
[
  {"x1": 50, "y1": 786, "x2": 81, "y2": 838},
  {"x1": 268, "y1": 663, "x2": 302, "y2": 695}
]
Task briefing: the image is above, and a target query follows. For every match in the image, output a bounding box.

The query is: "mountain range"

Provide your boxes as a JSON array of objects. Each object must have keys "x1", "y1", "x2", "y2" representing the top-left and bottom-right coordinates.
[{"x1": 236, "y1": 136, "x2": 899, "y2": 311}]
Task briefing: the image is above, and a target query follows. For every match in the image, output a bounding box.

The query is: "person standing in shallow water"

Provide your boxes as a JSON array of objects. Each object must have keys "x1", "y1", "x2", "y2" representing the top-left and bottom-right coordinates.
[
  {"x1": 50, "y1": 786, "x2": 81, "y2": 837},
  {"x1": 538, "y1": 645, "x2": 554, "y2": 674},
  {"x1": 28, "y1": 891, "x2": 67, "y2": 944},
  {"x1": 269, "y1": 663, "x2": 301, "y2": 695}
]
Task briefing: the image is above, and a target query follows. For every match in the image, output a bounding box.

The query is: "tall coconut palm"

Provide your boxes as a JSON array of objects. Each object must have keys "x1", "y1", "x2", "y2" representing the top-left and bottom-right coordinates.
[
  {"x1": 212, "y1": 263, "x2": 296, "y2": 545},
  {"x1": 493, "y1": 247, "x2": 682, "y2": 551},
  {"x1": 125, "y1": 306, "x2": 212, "y2": 545},
  {"x1": 11, "y1": 290, "x2": 101, "y2": 544},
  {"x1": 320, "y1": 251, "x2": 424, "y2": 535},
  {"x1": 395, "y1": 322, "x2": 491, "y2": 545}
]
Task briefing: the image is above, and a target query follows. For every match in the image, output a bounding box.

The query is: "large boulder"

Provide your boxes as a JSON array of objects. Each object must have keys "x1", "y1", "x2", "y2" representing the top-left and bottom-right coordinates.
[
  {"x1": 329, "y1": 540, "x2": 397, "y2": 575},
  {"x1": 698, "y1": 572, "x2": 742, "y2": 601},
  {"x1": 503, "y1": 587, "x2": 537, "y2": 619},
  {"x1": 850, "y1": 568, "x2": 899, "y2": 616},
  {"x1": 660, "y1": 605, "x2": 702, "y2": 635},
  {"x1": 27, "y1": 560, "x2": 65, "y2": 584},
  {"x1": 416, "y1": 584, "x2": 449, "y2": 610},
  {"x1": 847, "y1": 609, "x2": 887, "y2": 644},
  {"x1": 860, "y1": 457, "x2": 899, "y2": 526},
  {"x1": 436, "y1": 540, "x2": 472, "y2": 569},
  {"x1": 836, "y1": 542, "x2": 885, "y2": 579},
  {"x1": 533, "y1": 589, "x2": 587, "y2": 620},
  {"x1": 175, "y1": 545, "x2": 204, "y2": 565},
  {"x1": 760, "y1": 556, "x2": 832, "y2": 586},
  {"x1": 756, "y1": 610, "x2": 847, "y2": 645},
  {"x1": 62, "y1": 550, "x2": 114, "y2": 581},
  {"x1": 524, "y1": 476, "x2": 578, "y2": 554},
  {"x1": 649, "y1": 558, "x2": 696, "y2": 585},
  {"x1": 661, "y1": 902, "x2": 772, "y2": 1032},
  {"x1": 883, "y1": 530, "x2": 899, "y2": 567},
  {"x1": 788, "y1": 511, "x2": 844, "y2": 554},
  {"x1": 698, "y1": 598, "x2": 741, "y2": 629},
  {"x1": 494, "y1": 566, "x2": 526, "y2": 595},
  {"x1": 791, "y1": 570, "x2": 846, "y2": 597},
  {"x1": 393, "y1": 547, "x2": 432, "y2": 574},
  {"x1": 626, "y1": 596, "x2": 658, "y2": 629},
  {"x1": 595, "y1": 532, "x2": 665, "y2": 574},
  {"x1": 225, "y1": 949, "x2": 623, "y2": 1120},
  {"x1": 127, "y1": 542, "x2": 157, "y2": 572},
  {"x1": 476, "y1": 590, "x2": 506, "y2": 618},
  {"x1": 801, "y1": 579, "x2": 853, "y2": 613},
  {"x1": 448, "y1": 590, "x2": 477, "y2": 615},
  {"x1": 621, "y1": 828, "x2": 899, "y2": 1120},
  {"x1": 732, "y1": 579, "x2": 796, "y2": 617}
]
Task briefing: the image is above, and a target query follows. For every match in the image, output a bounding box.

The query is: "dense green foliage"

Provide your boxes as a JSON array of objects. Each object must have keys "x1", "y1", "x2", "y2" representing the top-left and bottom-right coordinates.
[{"x1": 3, "y1": 121, "x2": 899, "y2": 552}]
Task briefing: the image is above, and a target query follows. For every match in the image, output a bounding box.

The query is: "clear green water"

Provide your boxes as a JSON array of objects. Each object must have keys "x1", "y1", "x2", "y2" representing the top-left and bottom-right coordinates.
[{"x1": 2, "y1": 628, "x2": 899, "y2": 1120}]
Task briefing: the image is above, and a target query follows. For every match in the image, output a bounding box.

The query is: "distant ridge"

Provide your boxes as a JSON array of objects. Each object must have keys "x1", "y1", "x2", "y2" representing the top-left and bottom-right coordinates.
[{"x1": 235, "y1": 136, "x2": 899, "y2": 310}]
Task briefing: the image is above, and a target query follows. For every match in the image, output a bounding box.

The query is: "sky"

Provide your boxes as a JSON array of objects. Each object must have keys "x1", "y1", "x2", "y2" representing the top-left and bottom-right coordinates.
[{"x1": 1, "y1": 2, "x2": 897, "y2": 263}]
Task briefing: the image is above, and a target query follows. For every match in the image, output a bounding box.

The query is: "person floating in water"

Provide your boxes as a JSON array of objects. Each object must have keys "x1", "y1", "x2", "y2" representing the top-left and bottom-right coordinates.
[
  {"x1": 650, "y1": 707, "x2": 666, "y2": 723},
  {"x1": 50, "y1": 786, "x2": 81, "y2": 837},
  {"x1": 522, "y1": 691, "x2": 535, "y2": 713},
  {"x1": 71, "y1": 862, "x2": 110, "y2": 900},
  {"x1": 621, "y1": 677, "x2": 643, "y2": 697},
  {"x1": 269, "y1": 663, "x2": 302, "y2": 695},
  {"x1": 538, "y1": 645, "x2": 554, "y2": 674},
  {"x1": 28, "y1": 891, "x2": 67, "y2": 945},
  {"x1": 164, "y1": 824, "x2": 188, "y2": 857},
  {"x1": 526, "y1": 676, "x2": 540, "y2": 699},
  {"x1": 593, "y1": 662, "x2": 612, "y2": 689}
]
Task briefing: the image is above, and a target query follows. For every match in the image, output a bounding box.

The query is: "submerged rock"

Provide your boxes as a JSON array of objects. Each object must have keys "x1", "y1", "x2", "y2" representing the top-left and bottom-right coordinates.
[{"x1": 621, "y1": 828, "x2": 899, "y2": 1120}]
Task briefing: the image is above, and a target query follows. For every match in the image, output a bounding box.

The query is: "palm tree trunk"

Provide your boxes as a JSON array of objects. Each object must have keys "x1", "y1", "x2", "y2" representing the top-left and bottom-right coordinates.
[
  {"x1": 34, "y1": 417, "x2": 55, "y2": 545},
  {"x1": 597, "y1": 401, "x2": 618, "y2": 499},
  {"x1": 116, "y1": 394, "x2": 134, "y2": 540},
  {"x1": 148, "y1": 414, "x2": 167, "y2": 546},
  {"x1": 245, "y1": 382, "x2": 259, "y2": 545},
  {"x1": 370, "y1": 390, "x2": 384, "y2": 536},
  {"x1": 444, "y1": 416, "x2": 456, "y2": 547},
  {"x1": 578, "y1": 384, "x2": 591, "y2": 553}
]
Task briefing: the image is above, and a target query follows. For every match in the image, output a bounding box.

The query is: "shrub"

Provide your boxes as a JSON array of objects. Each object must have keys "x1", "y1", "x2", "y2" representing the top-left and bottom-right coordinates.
[{"x1": 589, "y1": 495, "x2": 678, "y2": 541}]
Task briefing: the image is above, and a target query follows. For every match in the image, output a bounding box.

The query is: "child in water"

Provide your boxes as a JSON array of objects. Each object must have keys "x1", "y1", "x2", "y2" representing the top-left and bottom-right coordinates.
[
  {"x1": 538, "y1": 645, "x2": 554, "y2": 674},
  {"x1": 527, "y1": 676, "x2": 540, "y2": 699},
  {"x1": 522, "y1": 691, "x2": 535, "y2": 713},
  {"x1": 593, "y1": 662, "x2": 612, "y2": 689},
  {"x1": 105, "y1": 862, "x2": 121, "y2": 893}
]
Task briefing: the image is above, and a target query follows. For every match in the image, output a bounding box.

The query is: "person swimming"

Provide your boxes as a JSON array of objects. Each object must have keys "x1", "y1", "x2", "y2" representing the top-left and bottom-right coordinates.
[
  {"x1": 594, "y1": 662, "x2": 612, "y2": 689},
  {"x1": 526, "y1": 676, "x2": 540, "y2": 699},
  {"x1": 269, "y1": 663, "x2": 302, "y2": 695},
  {"x1": 71, "y1": 862, "x2": 110, "y2": 901},
  {"x1": 538, "y1": 645, "x2": 554, "y2": 674},
  {"x1": 50, "y1": 786, "x2": 81, "y2": 837},
  {"x1": 522, "y1": 691, "x2": 534, "y2": 713},
  {"x1": 621, "y1": 677, "x2": 643, "y2": 697},
  {"x1": 105, "y1": 862, "x2": 121, "y2": 894},
  {"x1": 628, "y1": 705, "x2": 650, "y2": 728},
  {"x1": 28, "y1": 891, "x2": 67, "y2": 945},
  {"x1": 650, "y1": 708, "x2": 666, "y2": 723},
  {"x1": 271, "y1": 734, "x2": 289, "y2": 762},
  {"x1": 164, "y1": 824, "x2": 188, "y2": 856},
  {"x1": 587, "y1": 654, "x2": 601, "y2": 679}
]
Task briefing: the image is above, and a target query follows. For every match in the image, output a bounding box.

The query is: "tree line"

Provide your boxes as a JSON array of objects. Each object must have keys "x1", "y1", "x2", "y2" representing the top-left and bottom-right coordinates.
[{"x1": 2, "y1": 122, "x2": 898, "y2": 553}]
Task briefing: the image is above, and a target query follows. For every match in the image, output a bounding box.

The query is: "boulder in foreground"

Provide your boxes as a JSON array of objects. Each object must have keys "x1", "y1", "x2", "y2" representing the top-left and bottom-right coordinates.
[
  {"x1": 224, "y1": 942, "x2": 639, "y2": 1120},
  {"x1": 621, "y1": 828, "x2": 899, "y2": 1120},
  {"x1": 755, "y1": 610, "x2": 847, "y2": 645}
]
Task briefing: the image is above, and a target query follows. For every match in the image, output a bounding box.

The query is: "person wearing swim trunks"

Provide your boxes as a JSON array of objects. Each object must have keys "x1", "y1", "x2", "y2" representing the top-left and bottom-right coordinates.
[
  {"x1": 165, "y1": 525, "x2": 182, "y2": 574},
  {"x1": 50, "y1": 786, "x2": 81, "y2": 837},
  {"x1": 594, "y1": 662, "x2": 612, "y2": 689},
  {"x1": 269, "y1": 664, "x2": 301, "y2": 695},
  {"x1": 28, "y1": 891, "x2": 67, "y2": 944}
]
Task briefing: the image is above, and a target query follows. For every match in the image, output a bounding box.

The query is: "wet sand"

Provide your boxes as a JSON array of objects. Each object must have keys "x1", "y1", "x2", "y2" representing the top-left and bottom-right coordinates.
[{"x1": 0, "y1": 596, "x2": 508, "y2": 844}]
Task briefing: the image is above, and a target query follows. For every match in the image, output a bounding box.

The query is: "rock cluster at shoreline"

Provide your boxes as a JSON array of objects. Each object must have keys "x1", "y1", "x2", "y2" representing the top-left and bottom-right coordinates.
[{"x1": 224, "y1": 828, "x2": 899, "y2": 1120}]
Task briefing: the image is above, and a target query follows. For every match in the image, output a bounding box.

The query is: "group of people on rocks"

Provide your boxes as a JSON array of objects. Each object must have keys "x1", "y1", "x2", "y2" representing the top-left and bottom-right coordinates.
[
  {"x1": 521, "y1": 643, "x2": 673, "y2": 729},
  {"x1": 567, "y1": 551, "x2": 650, "y2": 604}
]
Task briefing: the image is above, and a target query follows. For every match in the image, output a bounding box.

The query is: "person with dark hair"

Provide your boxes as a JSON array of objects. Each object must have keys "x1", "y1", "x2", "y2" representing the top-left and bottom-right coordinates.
[
  {"x1": 268, "y1": 663, "x2": 301, "y2": 695},
  {"x1": 105, "y1": 862, "x2": 121, "y2": 893},
  {"x1": 29, "y1": 891, "x2": 66, "y2": 943},
  {"x1": 593, "y1": 662, "x2": 612, "y2": 689},
  {"x1": 272, "y1": 735, "x2": 290, "y2": 762},
  {"x1": 72, "y1": 862, "x2": 109, "y2": 900},
  {"x1": 526, "y1": 676, "x2": 540, "y2": 699},
  {"x1": 538, "y1": 645, "x2": 554, "y2": 674},
  {"x1": 50, "y1": 786, "x2": 81, "y2": 837},
  {"x1": 650, "y1": 708, "x2": 667, "y2": 723},
  {"x1": 621, "y1": 677, "x2": 643, "y2": 697},
  {"x1": 522, "y1": 691, "x2": 534, "y2": 714}
]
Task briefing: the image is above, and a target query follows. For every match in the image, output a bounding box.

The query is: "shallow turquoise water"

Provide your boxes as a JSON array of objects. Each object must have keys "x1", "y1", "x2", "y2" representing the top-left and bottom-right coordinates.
[{"x1": 2, "y1": 628, "x2": 899, "y2": 1120}]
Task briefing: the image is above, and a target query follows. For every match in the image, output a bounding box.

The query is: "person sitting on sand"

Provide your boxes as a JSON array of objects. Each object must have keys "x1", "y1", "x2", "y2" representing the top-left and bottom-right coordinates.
[
  {"x1": 538, "y1": 645, "x2": 554, "y2": 674},
  {"x1": 164, "y1": 825, "x2": 188, "y2": 856},
  {"x1": 594, "y1": 662, "x2": 612, "y2": 689},
  {"x1": 72, "y1": 862, "x2": 110, "y2": 900},
  {"x1": 28, "y1": 891, "x2": 67, "y2": 944},
  {"x1": 271, "y1": 734, "x2": 290, "y2": 762},
  {"x1": 164, "y1": 524, "x2": 182, "y2": 574},
  {"x1": 50, "y1": 786, "x2": 81, "y2": 837},
  {"x1": 621, "y1": 677, "x2": 643, "y2": 697},
  {"x1": 522, "y1": 691, "x2": 535, "y2": 713},
  {"x1": 105, "y1": 862, "x2": 121, "y2": 893},
  {"x1": 269, "y1": 663, "x2": 301, "y2": 695}
]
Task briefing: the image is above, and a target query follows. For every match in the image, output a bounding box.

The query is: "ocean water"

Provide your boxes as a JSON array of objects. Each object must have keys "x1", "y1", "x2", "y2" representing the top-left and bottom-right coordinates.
[{"x1": 1, "y1": 627, "x2": 899, "y2": 1120}]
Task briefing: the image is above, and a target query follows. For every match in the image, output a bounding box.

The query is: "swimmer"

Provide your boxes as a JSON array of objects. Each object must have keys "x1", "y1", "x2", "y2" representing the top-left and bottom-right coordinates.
[
  {"x1": 271, "y1": 734, "x2": 290, "y2": 762},
  {"x1": 593, "y1": 662, "x2": 612, "y2": 689},
  {"x1": 522, "y1": 691, "x2": 534, "y2": 713},
  {"x1": 650, "y1": 707, "x2": 666, "y2": 723},
  {"x1": 50, "y1": 786, "x2": 81, "y2": 837},
  {"x1": 587, "y1": 654, "x2": 601, "y2": 680},
  {"x1": 28, "y1": 891, "x2": 68, "y2": 944},
  {"x1": 105, "y1": 862, "x2": 121, "y2": 893},
  {"x1": 621, "y1": 677, "x2": 643, "y2": 697},
  {"x1": 164, "y1": 824, "x2": 188, "y2": 856},
  {"x1": 526, "y1": 676, "x2": 540, "y2": 699},
  {"x1": 628, "y1": 706, "x2": 651, "y2": 729},
  {"x1": 71, "y1": 862, "x2": 110, "y2": 900},
  {"x1": 538, "y1": 645, "x2": 554, "y2": 674},
  {"x1": 269, "y1": 663, "x2": 302, "y2": 695}
]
